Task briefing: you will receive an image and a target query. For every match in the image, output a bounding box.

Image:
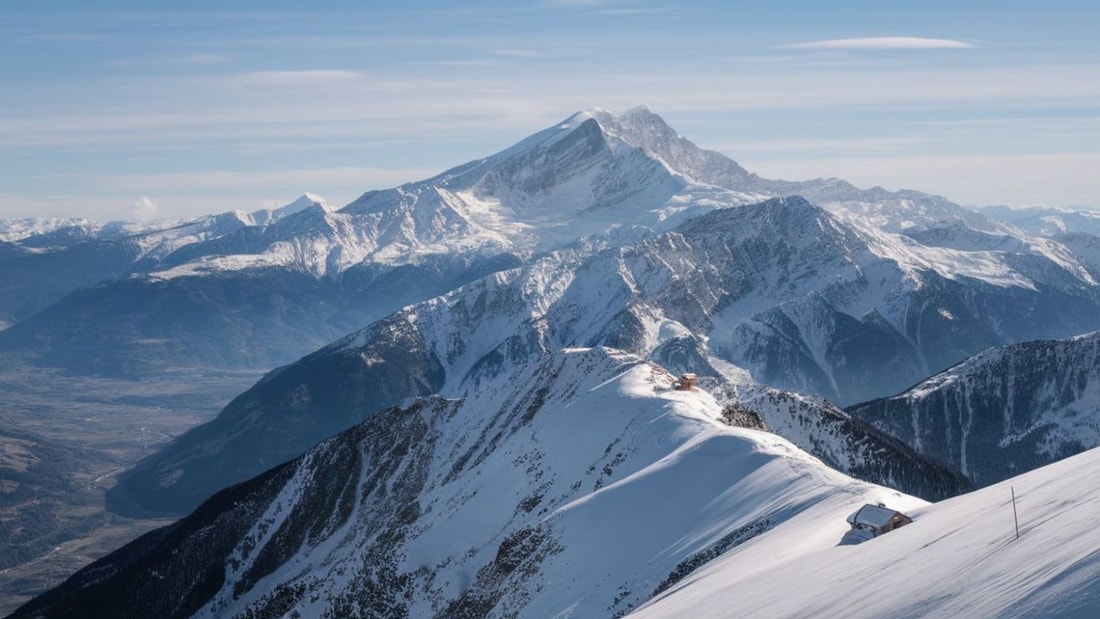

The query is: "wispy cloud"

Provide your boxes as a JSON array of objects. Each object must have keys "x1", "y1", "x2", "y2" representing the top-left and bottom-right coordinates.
[
  {"x1": 131, "y1": 195, "x2": 159, "y2": 221},
  {"x1": 89, "y1": 167, "x2": 440, "y2": 195},
  {"x1": 784, "y1": 37, "x2": 974, "y2": 50},
  {"x1": 33, "y1": 32, "x2": 105, "y2": 42},
  {"x1": 5, "y1": 63, "x2": 1100, "y2": 155},
  {"x1": 544, "y1": 0, "x2": 620, "y2": 6},
  {"x1": 109, "y1": 53, "x2": 233, "y2": 68},
  {"x1": 743, "y1": 152, "x2": 1100, "y2": 207},
  {"x1": 0, "y1": 167, "x2": 441, "y2": 220},
  {"x1": 405, "y1": 59, "x2": 501, "y2": 67},
  {"x1": 593, "y1": 8, "x2": 671, "y2": 16},
  {"x1": 714, "y1": 137, "x2": 925, "y2": 154},
  {"x1": 490, "y1": 49, "x2": 543, "y2": 58},
  {"x1": 235, "y1": 70, "x2": 368, "y2": 87}
]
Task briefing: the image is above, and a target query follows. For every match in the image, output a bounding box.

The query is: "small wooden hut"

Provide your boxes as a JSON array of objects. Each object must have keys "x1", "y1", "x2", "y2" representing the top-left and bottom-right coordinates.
[{"x1": 846, "y1": 503, "x2": 912, "y2": 537}]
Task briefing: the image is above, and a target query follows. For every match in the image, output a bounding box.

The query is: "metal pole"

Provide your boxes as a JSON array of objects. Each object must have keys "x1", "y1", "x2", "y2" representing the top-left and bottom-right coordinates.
[{"x1": 1012, "y1": 486, "x2": 1020, "y2": 540}]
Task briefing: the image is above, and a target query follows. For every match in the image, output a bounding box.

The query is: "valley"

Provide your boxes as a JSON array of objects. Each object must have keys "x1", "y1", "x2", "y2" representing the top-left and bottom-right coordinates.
[{"x1": 0, "y1": 367, "x2": 260, "y2": 615}]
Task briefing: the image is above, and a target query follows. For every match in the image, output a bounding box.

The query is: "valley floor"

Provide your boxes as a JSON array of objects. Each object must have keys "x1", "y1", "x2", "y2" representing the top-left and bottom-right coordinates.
[{"x1": 0, "y1": 367, "x2": 261, "y2": 615}]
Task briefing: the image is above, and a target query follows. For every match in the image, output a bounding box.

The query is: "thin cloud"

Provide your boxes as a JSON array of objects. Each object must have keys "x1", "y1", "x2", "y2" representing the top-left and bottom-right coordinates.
[
  {"x1": 490, "y1": 49, "x2": 543, "y2": 58},
  {"x1": 544, "y1": 0, "x2": 619, "y2": 5},
  {"x1": 715, "y1": 137, "x2": 925, "y2": 154},
  {"x1": 236, "y1": 70, "x2": 367, "y2": 86},
  {"x1": 743, "y1": 152, "x2": 1100, "y2": 208},
  {"x1": 33, "y1": 32, "x2": 105, "y2": 42},
  {"x1": 131, "y1": 195, "x2": 159, "y2": 221},
  {"x1": 593, "y1": 8, "x2": 671, "y2": 16},
  {"x1": 90, "y1": 167, "x2": 441, "y2": 194},
  {"x1": 109, "y1": 53, "x2": 233, "y2": 69},
  {"x1": 784, "y1": 37, "x2": 974, "y2": 50},
  {"x1": 405, "y1": 59, "x2": 500, "y2": 67}
]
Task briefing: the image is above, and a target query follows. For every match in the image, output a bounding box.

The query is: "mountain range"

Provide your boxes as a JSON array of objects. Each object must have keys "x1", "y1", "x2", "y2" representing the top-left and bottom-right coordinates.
[
  {"x1": 6, "y1": 106, "x2": 1100, "y2": 617},
  {"x1": 5, "y1": 106, "x2": 1097, "y2": 380}
]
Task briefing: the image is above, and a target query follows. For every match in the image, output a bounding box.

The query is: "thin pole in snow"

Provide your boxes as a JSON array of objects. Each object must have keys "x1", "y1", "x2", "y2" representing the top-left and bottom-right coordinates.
[{"x1": 1012, "y1": 486, "x2": 1020, "y2": 540}]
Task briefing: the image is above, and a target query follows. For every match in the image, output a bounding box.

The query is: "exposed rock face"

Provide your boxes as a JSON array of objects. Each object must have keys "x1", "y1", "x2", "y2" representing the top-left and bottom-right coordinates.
[{"x1": 848, "y1": 331, "x2": 1100, "y2": 486}]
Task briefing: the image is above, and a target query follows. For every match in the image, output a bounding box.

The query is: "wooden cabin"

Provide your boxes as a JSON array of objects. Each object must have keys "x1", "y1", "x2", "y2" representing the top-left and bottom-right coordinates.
[
  {"x1": 673, "y1": 373, "x2": 698, "y2": 391},
  {"x1": 846, "y1": 503, "x2": 912, "y2": 537}
]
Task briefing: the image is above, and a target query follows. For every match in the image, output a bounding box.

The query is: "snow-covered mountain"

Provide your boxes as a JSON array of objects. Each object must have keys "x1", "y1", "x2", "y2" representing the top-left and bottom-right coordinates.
[
  {"x1": 16, "y1": 348, "x2": 928, "y2": 618},
  {"x1": 10, "y1": 106, "x2": 1095, "y2": 379},
  {"x1": 847, "y1": 331, "x2": 1100, "y2": 487},
  {"x1": 983, "y1": 204, "x2": 1100, "y2": 237},
  {"x1": 0, "y1": 195, "x2": 325, "y2": 328},
  {"x1": 634, "y1": 443, "x2": 1100, "y2": 618},
  {"x1": 108, "y1": 184, "x2": 1100, "y2": 516},
  {"x1": 21, "y1": 349, "x2": 1100, "y2": 618},
  {"x1": 107, "y1": 107, "x2": 762, "y2": 283}
]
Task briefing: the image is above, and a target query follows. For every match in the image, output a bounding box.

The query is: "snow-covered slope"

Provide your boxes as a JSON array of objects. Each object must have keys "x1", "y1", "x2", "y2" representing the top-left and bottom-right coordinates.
[
  {"x1": 848, "y1": 331, "x2": 1100, "y2": 486},
  {"x1": 633, "y1": 443, "x2": 1100, "y2": 619},
  {"x1": 15, "y1": 348, "x2": 925, "y2": 619}
]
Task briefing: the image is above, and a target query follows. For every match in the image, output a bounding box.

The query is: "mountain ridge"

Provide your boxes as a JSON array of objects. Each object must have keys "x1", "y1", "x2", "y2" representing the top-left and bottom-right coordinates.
[
  {"x1": 847, "y1": 330, "x2": 1100, "y2": 486},
  {"x1": 17, "y1": 348, "x2": 928, "y2": 619}
]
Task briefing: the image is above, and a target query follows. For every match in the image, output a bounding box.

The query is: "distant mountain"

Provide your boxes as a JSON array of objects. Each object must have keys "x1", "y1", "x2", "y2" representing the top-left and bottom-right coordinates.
[
  {"x1": 0, "y1": 198, "x2": 318, "y2": 327},
  {"x1": 983, "y1": 204, "x2": 1100, "y2": 237},
  {"x1": 6, "y1": 107, "x2": 1080, "y2": 379},
  {"x1": 0, "y1": 238, "x2": 143, "y2": 324},
  {"x1": 18, "y1": 348, "x2": 929, "y2": 618},
  {"x1": 847, "y1": 331, "x2": 1100, "y2": 486}
]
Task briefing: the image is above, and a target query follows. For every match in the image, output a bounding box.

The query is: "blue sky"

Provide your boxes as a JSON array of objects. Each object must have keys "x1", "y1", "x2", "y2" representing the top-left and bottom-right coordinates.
[{"x1": 3, "y1": 0, "x2": 1100, "y2": 220}]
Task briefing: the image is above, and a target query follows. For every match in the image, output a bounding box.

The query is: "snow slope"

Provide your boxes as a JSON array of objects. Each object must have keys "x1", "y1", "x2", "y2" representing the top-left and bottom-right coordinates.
[
  {"x1": 633, "y1": 443, "x2": 1100, "y2": 619},
  {"x1": 14, "y1": 348, "x2": 924, "y2": 619}
]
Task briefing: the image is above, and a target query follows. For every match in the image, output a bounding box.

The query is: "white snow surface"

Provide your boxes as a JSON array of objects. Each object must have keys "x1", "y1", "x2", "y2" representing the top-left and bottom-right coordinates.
[
  {"x1": 632, "y1": 444, "x2": 1100, "y2": 619},
  {"x1": 194, "y1": 347, "x2": 922, "y2": 618}
]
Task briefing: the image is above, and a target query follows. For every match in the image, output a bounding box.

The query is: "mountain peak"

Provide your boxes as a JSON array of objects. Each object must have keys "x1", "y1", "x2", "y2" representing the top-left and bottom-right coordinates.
[
  {"x1": 248, "y1": 193, "x2": 332, "y2": 225},
  {"x1": 559, "y1": 104, "x2": 661, "y2": 132},
  {"x1": 287, "y1": 192, "x2": 330, "y2": 211}
]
